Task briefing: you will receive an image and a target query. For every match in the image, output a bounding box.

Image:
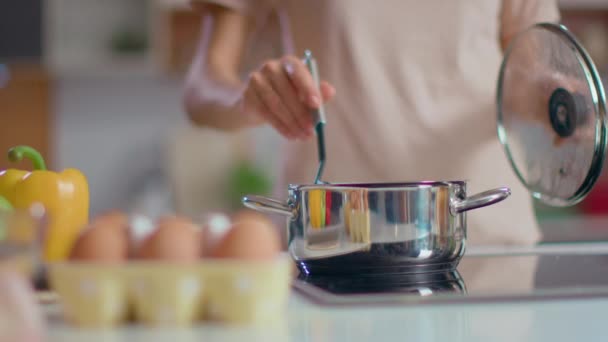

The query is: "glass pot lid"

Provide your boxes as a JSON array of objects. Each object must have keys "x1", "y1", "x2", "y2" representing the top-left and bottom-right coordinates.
[{"x1": 497, "y1": 23, "x2": 607, "y2": 207}]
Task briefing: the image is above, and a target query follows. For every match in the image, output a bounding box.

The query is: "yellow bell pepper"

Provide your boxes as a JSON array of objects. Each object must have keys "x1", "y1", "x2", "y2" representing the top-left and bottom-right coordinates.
[
  {"x1": 0, "y1": 146, "x2": 89, "y2": 261},
  {"x1": 0, "y1": 169, "x2": 27, "y2": 206}
]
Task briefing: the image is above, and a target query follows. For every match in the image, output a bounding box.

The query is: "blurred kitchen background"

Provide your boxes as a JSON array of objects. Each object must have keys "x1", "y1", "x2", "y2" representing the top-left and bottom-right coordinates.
[
  {"x1": 0, "y1": 0, "x2": 280, "y2": 221},
  {"x1": 2, "y1": 0, "x2": 608, "y2": 236}
]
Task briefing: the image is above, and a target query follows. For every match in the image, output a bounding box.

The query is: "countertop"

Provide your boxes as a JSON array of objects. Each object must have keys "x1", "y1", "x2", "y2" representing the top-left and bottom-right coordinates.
[
  {"x1": 46, "y1": 291, "x2": 608, "y2": 342},
  {"x1": 45, "y1": 241, "x2": 608, "y2": 342}
]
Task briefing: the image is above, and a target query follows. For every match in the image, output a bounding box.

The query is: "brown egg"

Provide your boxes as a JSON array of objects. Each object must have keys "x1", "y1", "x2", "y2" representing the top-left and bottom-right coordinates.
[
  {"x1": 92, "y1": 210, "x2": 129, "y2": 229},
  {"x1": 231, "y1": 209, "x2": 274, "y2": 227},
  {"x1": 210, "y1": 217, "x2": 281, "y2": 260},
  {"x1": 134, "y1": 215, "x2": 202, "y2": 262},
  {"x1": 69, "y1": 221, "x2": 129, "y2": 263}
]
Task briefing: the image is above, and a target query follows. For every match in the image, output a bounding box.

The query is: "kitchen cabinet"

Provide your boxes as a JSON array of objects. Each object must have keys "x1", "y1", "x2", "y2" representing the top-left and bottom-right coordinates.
[
  {"x1": 45, "y1": 0, "x2": 153, "y2": 78},
  {"x1": 561, "y1": 9, "x2": 608, "y2": 70},
  {"x1": 0, "y1": 0, "x2": 43, "y2": 60},
  {"x1": 0, "y1": 64, "x2": 53, "y2": 170},
  {"x1": 44, "y1": 0, "x2": 201, "y2": 78},
  {"x1": 560, "y1": 0, "x2": 608, "y2": 9}
]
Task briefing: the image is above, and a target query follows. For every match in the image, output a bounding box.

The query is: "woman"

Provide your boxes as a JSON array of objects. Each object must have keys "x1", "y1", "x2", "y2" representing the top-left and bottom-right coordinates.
[{"x1": 183, "y1": 0, "x2": 560, "y2": 246}]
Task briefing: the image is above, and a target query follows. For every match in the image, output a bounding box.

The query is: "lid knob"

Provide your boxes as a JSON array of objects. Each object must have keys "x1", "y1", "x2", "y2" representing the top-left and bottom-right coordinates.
[{"x1": 548, "y1": 88, "x2": 579, "y2": 138}]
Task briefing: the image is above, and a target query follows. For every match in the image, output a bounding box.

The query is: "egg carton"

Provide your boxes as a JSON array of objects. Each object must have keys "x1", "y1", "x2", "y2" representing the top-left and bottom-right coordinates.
[{"x1": 48, "y1": 255, "x2": 291, "y2": 328}]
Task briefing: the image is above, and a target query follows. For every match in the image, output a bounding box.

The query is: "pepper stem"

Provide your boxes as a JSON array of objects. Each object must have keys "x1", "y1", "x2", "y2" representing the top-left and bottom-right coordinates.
[{"x1": 8, "y1": 146, "x2": 47, "y2": 171}]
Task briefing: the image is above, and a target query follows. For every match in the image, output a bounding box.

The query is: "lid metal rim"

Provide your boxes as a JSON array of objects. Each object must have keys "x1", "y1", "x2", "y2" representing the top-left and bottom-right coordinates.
[{"x1": 496, "y1": 22, "x2": 608, "y2": 207}]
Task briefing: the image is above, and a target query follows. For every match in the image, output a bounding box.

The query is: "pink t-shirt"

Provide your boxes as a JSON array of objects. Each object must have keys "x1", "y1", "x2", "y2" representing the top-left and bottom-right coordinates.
[{"x1": 201, "y1": 0, "x2": 560, "y2": 245}]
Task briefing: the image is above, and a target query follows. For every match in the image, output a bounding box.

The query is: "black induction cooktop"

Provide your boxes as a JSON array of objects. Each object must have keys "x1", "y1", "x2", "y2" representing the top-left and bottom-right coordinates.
[{"x1": 293, "y1": 245, "x2": 608, "y2": 306}]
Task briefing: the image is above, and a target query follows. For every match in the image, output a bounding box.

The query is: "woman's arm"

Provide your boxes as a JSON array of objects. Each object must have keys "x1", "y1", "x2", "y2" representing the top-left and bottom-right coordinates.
[
  {"x1": 499, "y1": 0, "x2": 560, "y2": 51},
  {"x1": 183, "y1": 5, "x2": 256, "y2": 131}
]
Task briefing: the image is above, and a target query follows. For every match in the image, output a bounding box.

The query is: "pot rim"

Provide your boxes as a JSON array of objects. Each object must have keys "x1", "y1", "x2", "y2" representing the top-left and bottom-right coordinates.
[{"x1": 288, "y1": 181, "x2": 467, "y2": 191}]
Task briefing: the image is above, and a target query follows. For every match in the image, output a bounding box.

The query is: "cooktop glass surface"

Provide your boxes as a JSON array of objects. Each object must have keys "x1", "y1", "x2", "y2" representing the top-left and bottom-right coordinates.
[{"x1": 293, "y1": 247, "x2": 608, "y2": 306}]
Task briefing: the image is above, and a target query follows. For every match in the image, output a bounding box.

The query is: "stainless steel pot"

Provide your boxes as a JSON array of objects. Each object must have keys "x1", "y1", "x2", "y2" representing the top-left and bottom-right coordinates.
[{"x1": 243, "y1": 181, "x2": 510, "y2": 275}]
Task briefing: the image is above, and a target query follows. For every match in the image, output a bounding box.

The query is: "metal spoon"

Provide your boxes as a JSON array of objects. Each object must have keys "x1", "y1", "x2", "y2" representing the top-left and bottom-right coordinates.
[{"x1": 303, "y1": 50, "x2": 327, "y2": 184}]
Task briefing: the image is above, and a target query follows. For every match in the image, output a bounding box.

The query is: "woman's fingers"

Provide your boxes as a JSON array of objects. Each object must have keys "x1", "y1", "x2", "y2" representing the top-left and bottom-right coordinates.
[
  {"x1": 281, "y1": 55, "x2": 323, "y2": 108},
  {"x1": 320, "y1": 81, "x2": 336, "y2": 102},
  {"x1": 241, "y1": 56, "x2": 336, "y2": 140},
  {"x1": 243, "y1": 85, "x2": 292, "y2": 139},
  {"x1": 261, "y1": 61, "x2": 314, "y2": 138},
  {"x1": 250, "y1": 71, "x2": 306, "y2": 139}
]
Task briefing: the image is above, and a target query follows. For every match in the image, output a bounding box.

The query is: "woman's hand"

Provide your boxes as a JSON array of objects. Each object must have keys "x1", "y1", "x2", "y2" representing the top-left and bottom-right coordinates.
[
  {"x1": 184, "y1": 4, "x2": 335, "y2": 135},
  {"x1": 240, "y1": 56, "x2": 336, "y2": 140}
]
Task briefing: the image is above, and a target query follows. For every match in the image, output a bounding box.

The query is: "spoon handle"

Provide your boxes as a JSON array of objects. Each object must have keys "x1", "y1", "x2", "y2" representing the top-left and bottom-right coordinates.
[
  {"x1": 303, "y1": 50, "x2": 327, "y2": 184},
  {"x1": 303, "y1": 50, "x2": 326, "y2": 126}
]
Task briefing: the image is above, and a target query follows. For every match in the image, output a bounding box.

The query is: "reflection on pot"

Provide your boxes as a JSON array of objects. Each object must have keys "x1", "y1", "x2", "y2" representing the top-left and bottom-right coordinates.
[
  {"x1": 306, "y1": 188, "x2": 373, "y2": 251},
  {"x1": 308, "y1": 190, "x2": 344, "y2": 229},
  {"x1": 385, "y1": 191, "x2": 410, "y2": 223},
  {"x1": 344, "y1": 189, "x2": 370, "y2": 244},
  {"x1": 435, "y1": 186, "x2": 450, "y2": 238},
  {"x1": 306, "y1": 189, "x2": 341, "y2": 250},
  {"x1": 308, "y1": 189, "x2": 325, "y2": 229}
]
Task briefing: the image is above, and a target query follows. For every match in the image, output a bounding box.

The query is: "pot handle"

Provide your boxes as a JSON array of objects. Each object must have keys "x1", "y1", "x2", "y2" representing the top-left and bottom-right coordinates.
[
  {"x1": 450, "y1": 187, "x2": 511, "y2": 215},
  {"x1": 242, "y1": 195, "x2": 294, "y2": 218}
]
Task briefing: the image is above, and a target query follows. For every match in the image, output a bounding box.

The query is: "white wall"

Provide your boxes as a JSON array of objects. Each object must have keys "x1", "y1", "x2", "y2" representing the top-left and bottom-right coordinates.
[
  {"x1": 53, "y1": 75, "x2": 281, "y2": 217},
  {"x1": 53, "y1": 75, "x2": 186, "y2": 216}
]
